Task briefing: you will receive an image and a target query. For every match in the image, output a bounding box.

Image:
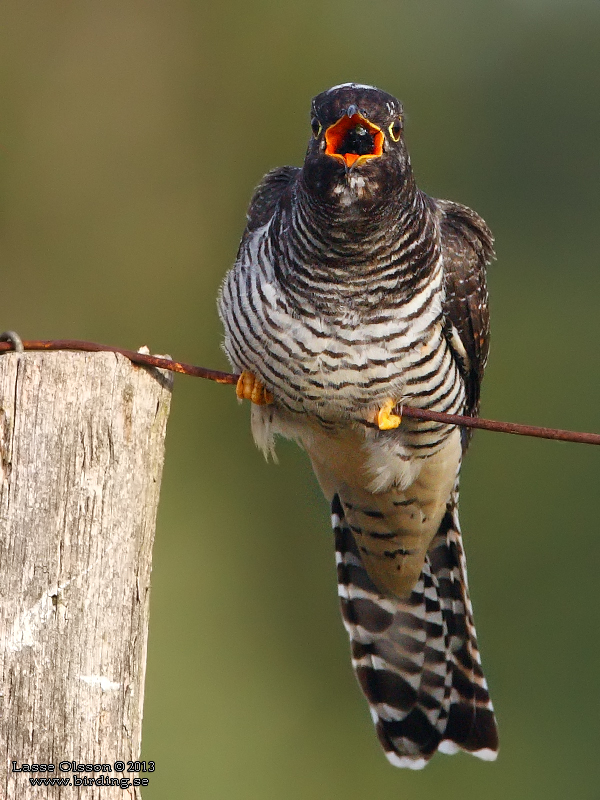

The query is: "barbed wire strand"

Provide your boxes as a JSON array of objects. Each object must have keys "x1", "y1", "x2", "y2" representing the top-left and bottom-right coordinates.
[{"x1": 2, "y1": 338, "x2": 599, "y2": 447}]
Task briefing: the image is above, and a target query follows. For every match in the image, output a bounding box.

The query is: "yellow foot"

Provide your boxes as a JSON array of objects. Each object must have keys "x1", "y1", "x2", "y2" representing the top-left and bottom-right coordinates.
[
  {"x1": 376, "y1": 399, "x2": 402, "y2": 430},
  {"x1": 236, "y1": 370, "x2": 273, "y2": 405}
]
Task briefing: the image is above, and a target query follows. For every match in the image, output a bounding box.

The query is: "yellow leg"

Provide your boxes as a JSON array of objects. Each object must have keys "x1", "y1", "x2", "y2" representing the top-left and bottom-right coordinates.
[
  {"x1": 376, "y1": 399, "x2": 402, "y2": 430},
  {"x1": 236, "y1": 370, "x2": 274, "y2": 405}
]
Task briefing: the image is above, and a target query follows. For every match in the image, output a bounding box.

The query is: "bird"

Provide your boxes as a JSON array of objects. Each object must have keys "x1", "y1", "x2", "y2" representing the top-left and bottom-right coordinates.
[{"x1": 218, "y1": 83, "x2": 498, "y2": 769}]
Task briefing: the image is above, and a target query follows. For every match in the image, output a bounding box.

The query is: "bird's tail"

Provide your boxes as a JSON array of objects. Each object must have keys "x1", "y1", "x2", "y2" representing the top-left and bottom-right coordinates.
[{"x1": 332, "y1": 490, "x2": 498, "y2": 768}]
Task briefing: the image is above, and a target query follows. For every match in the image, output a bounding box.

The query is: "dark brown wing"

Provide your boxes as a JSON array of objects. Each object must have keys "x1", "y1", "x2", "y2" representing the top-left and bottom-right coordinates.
[
  {"x1": 437, "y1": 199, "x2": 494, "y2": 423},
  {"x1": 245, "y1": 166, "x2": 300, "y2": 232}
]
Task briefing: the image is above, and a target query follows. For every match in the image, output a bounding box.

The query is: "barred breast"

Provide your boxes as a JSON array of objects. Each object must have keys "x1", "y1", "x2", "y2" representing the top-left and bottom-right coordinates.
[{"x1": 220, "y1": 223, "x2": 464, "y2": 463}]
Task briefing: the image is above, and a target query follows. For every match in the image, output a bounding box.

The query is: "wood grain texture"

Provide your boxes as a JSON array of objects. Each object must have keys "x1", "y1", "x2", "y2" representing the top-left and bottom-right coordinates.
[{"x1": 0, "y1": 351, "x2": 173, "y2": 799}]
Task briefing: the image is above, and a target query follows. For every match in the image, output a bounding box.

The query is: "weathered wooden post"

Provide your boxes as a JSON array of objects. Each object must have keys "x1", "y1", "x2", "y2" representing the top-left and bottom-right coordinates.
[{"x1": 0, "y1": 351, "x2": 172, "y2": 799}]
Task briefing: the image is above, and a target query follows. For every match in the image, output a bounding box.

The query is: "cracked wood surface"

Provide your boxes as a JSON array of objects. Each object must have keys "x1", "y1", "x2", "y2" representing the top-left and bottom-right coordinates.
[{"x1": 0, "y1": 351, "x2": 172, "y2": 799}]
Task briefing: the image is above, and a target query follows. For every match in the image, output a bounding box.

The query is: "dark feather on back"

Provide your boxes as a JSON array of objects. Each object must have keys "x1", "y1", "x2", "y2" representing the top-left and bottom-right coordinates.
[
  {"x1": 246, "y1": 166, "x2": 300, "y2": 232},
  {"x1": 438, "y1": 199, "x2": 494, "y2": 429}
]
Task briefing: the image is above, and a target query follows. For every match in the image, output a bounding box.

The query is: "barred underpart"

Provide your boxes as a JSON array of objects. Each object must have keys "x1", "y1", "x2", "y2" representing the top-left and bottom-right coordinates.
[
  {"x1": 218, "y1": 83, "x2": 497, "y2": 767},
  {"x1": 219, "y1": 177, "x2": 466, "y2": 449}
]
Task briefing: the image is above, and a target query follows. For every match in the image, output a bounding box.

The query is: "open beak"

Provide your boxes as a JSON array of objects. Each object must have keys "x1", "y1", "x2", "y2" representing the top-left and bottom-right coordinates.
[{"x1": 324, "y1": 110, "x2": 384, "y2": 169}]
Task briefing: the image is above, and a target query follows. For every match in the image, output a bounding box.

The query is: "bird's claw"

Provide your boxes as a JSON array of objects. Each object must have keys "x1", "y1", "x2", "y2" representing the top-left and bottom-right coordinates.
[
  {"x1": 236, "y1": 370, "x2": 273, "y2": 405},
  {"x1": 376, "y1": 399, "x2": 402, "y2": 430}
]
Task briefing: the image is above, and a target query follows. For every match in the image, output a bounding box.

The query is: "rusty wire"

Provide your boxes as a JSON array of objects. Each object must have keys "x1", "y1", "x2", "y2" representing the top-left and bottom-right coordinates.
[{"x1": 1, "y1": 338, "x2": 599, "y2": 447}]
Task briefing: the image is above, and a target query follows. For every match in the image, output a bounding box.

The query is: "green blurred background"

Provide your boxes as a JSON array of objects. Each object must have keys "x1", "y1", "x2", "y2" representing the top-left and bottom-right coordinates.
[{"x1": 1, "y1": 2, "x2": 599, "y2": 797}]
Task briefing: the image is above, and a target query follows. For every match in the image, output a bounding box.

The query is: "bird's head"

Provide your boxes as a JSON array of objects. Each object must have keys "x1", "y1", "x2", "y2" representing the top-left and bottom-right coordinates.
[{"x1": 302, "y1": 83, "x2": 411, "y2": 206}]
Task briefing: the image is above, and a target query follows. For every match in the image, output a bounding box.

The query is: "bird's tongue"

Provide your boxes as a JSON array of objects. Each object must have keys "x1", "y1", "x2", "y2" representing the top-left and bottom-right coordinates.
[{"x1": 325, "y1": 113, "x2": 384, "y2": 168}]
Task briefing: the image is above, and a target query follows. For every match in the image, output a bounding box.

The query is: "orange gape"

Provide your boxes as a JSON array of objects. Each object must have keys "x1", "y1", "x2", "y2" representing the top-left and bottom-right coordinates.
[{"x1": 324, "y1": 113, "x2": 384, "y2": 168}]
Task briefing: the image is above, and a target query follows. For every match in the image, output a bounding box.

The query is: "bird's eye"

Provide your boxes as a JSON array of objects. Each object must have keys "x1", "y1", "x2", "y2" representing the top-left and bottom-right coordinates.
[
  {"x1": 389, "y1": 119, "x2": 402, "y2": 142},
  {"x1": 311, "y1": 117, "x2": 322, "y2": 138}
]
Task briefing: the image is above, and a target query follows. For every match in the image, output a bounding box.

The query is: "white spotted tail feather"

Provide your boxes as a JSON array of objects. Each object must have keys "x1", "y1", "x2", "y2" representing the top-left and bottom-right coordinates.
[{"x1": 332, "y1": 492, "x2": 498, "y2": 767}]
